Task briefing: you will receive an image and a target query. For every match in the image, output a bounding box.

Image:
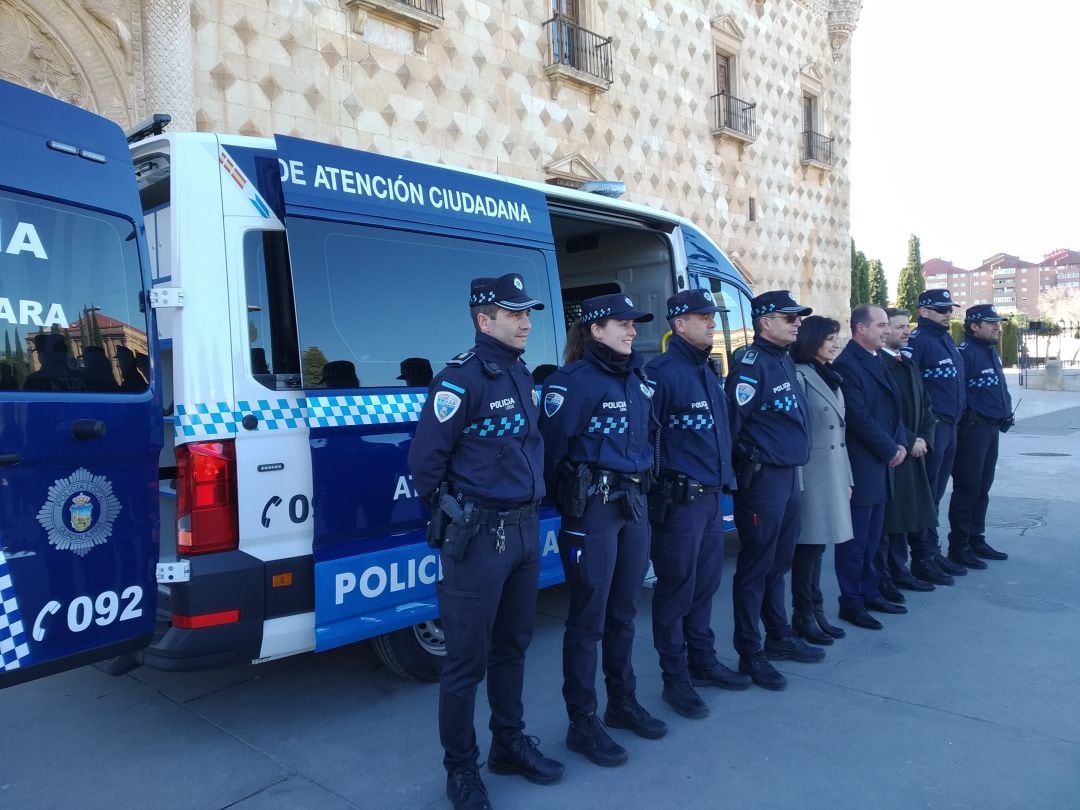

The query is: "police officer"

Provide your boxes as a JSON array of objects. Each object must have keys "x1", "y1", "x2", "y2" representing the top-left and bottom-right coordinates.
[
  {"x1": 539, "y1": 293, "x2": 665, "y2": 767},
  {"x1": 725, "y1": 290, "x2": 823, "y2": 692},
  {"x1": 904, "y1": 289, "x2": 968, "y2": 585},
  {"x1": 647, "y1": 289, "x2": 750, "y2": 719},
  {"x1": 408, "y1": 273, "x2": 563, "y2": 810},
  {"x1": 947, "y1": 304, "x2": 1013, "y2": 567}
]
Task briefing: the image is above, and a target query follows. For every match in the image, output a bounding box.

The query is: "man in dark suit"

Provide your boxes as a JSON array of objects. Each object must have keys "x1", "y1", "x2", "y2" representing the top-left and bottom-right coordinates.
[
  {"x1": 832, "y1": 305, "x2": 908, "y2": 630},
  {"x1": 877, "y1": 308, "x2": 938, "y2": 598}
]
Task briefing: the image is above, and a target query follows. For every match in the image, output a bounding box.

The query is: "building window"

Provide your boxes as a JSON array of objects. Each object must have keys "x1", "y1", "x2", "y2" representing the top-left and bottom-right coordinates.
[
  {"x1": 343, "y1": 0, "x2": 444, "y2": 54},
  {"x1": 709, "y1": 17, "x2": 756, "y2": 143},
  {"x1": 799, "y1": 64, "x2": 833, "y2": 169},
  {"x1": 748, "y1": 196, "x2": 757, "y2": 222}
]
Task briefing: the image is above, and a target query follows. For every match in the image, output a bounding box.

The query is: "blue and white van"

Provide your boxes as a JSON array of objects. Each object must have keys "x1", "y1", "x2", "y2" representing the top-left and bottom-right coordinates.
[{"x1": 0, "y1": 79, "x2": 754, "y2": 685}]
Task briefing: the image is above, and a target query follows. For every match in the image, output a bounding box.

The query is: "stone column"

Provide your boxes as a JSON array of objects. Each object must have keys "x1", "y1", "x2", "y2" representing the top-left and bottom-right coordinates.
[{"x1": 141, "y1": 0, "x2": 194, "y2": 130}]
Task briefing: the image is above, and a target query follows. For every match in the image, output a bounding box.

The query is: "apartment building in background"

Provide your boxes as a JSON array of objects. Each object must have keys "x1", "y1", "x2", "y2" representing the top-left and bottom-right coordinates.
[
  {"x1": 0, "y1": 0, "x2": 863, "y2": 316},
  {"x1": 923, "y1": 248, "x2": 1080, "y2": 316}
]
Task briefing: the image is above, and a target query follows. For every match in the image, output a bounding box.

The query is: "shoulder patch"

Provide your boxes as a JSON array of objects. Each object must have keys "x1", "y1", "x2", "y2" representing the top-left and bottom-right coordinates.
[
  {"x1": 432, "y1": 390, "x2": 462, "y2": 422},
  {"x1": 446, "y1": 351, "x2": 475, "y2": 366},
  {"x1": 740, "y1": 349, "x2": 759, "y2": 365},
  {"x1": 735, "y1": 382, "x2": 756, "y2": 407},
  {"x1": 543, "y1": 390, "x2": 565, "y2": 417}
]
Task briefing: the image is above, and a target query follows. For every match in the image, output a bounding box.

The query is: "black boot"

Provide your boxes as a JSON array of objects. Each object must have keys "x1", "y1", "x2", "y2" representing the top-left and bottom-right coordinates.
[
  {"x1": 488, "y1": 733, "x2": 564, "y2": 785},
  {"x1": 793, "y1": 611, "x2": 834, "y2": 645},
  {"x1": 813, "y1": 607, "x2": 846, "y2": 639},
  {"x1": 446, "y1": 764, "x2": 492, "y2": 810},
  {"x1": 566, "y1": 713, "x2": 628, "y2": 767}
]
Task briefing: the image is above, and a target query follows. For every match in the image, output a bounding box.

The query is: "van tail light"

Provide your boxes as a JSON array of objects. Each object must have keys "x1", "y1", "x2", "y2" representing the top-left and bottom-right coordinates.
[{"x1": 175, "y1": 440, "x2": 238, "y2": 555}]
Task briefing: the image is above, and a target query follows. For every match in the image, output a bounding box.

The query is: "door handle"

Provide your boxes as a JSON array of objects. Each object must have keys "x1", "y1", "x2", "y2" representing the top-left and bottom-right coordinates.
[
  {"x1": 0, "y1": 453, "x2": 21, "y2": 466},
  {"x1": 71, "y1": 419, "x2": 107, "y2": 440}
]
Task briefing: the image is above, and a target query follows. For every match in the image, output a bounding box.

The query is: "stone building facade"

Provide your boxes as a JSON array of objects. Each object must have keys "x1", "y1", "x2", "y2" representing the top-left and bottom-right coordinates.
[{"x1": 1, "y1": 0, "x2": 860, "y2": 312}]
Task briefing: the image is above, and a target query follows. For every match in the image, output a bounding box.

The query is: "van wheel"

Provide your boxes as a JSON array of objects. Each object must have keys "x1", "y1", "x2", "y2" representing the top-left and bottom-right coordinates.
[{"x1": 371, "y1": 621, "x2": 445, "y2": 682}]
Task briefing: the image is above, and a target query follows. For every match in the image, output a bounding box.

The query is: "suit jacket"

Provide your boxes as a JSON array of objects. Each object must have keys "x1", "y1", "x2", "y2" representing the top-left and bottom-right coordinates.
[{"x1": 833, "y1": 341, "x2": 905, "y2": 507}]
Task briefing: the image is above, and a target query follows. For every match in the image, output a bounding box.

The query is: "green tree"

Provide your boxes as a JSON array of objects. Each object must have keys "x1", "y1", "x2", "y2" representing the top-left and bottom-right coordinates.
[
  {"x1": 3, "y1": 330, "x2": 10, "y2": 358},
  {"x1": 895, "y1": 234, "x2": 925, "y2": 313},
  {"x1": 302, "y1": 346, "x2": 329, "y2": 386},
  {"x1": 868, "y1": 259, "x2": 888, "y2": 307},
  {"x1": 850, "y1": 240, "x2": 870, "y2": 308}
]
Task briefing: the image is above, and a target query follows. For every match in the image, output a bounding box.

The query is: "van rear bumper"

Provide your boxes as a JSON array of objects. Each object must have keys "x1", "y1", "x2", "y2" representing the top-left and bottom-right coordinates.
[{"x1": 138, "y1": 550, "x2": 265, "y2": 671}]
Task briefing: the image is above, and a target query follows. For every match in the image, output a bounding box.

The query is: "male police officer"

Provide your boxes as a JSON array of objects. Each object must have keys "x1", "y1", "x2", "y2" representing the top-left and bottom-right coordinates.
[
  {"x1": 648, "y1": 289, "x2": 750, "y2": 719},
  {"x1": 948, "y1": 304, "x2": 1013, "y2": 567},
  {"x1": 408, "y1": 273, "x2": 563, "y2": 810},
  {"x1": 725, "y1": 290, "x2": 823, "y2": 691},
  {"x1": 905, "y1": 289, "x2": 967, "y2": 585}
]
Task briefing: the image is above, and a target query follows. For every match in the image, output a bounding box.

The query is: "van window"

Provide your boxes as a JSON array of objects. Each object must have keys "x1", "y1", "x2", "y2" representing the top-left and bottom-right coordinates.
[
  {"x1": 700, "y1": 276, "x2": 753, "y2": 376},
  {"x1": 0, "y1": 189, "x2": 149, "y2": 393},
  {"x1": 286, "y1": 218, "x2": 558, "y2": 389},
  {"x1": 244, "y1": 230, "x2": 301, "y2": 388}
]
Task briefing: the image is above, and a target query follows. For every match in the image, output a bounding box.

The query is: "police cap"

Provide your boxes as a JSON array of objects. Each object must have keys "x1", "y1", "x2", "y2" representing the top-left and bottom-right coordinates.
[
  {"x1": 965, "y1": 304, "x2": 1006, "y2": 323},
  {"x1": 917, "y1": 289, "x2": 962, "y2": 310},
  {"x1": 469, "y1": 273, "x2": 545, "y2": 311},
  {"x1": 581, "y1": 293, "x2": 654, "y2": 324},
  {"x1": 667, "y1": 288, "x2": 728, "y2": 319},
  {"x1": 750, "y1": 289, "x2": 812, "y2": 319},
  {"x1": 396, "y1": 356, "x2": 433, "y2": 381}
]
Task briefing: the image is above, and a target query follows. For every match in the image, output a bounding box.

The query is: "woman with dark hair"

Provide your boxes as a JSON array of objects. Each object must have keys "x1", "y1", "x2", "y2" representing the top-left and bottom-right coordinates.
[
  {"x1": 789, "y1": 315, "x2": 852, "y2": 644},
  {"x1": 539, "y1": 293, "x2": 665, "y2": 768}
]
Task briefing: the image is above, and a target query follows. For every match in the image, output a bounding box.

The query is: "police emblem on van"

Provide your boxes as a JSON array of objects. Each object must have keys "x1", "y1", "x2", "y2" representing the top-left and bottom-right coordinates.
[
  {"x1": 544, "y1": 391, "x2": 564, "y2": 417},
  {"x1": 36, "y1": 468, "x2": 122, "y2": 556},
  {"x1": 433, "y1": 391, "x2": 462, "y2": 423}
]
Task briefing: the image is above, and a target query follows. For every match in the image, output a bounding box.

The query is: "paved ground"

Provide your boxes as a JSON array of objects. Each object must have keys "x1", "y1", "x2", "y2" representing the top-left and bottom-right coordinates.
[{"x1": 2, "y1": 371, "x2": 1079, "y2": 809}]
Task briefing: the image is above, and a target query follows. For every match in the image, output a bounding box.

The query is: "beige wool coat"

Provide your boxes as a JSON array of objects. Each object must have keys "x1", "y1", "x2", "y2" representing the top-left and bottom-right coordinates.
[{"x1": 795, "y1": 363, "x2": 853, "y2": 545}]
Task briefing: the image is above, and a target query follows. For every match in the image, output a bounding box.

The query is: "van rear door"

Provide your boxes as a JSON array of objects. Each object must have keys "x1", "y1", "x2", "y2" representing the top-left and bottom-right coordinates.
[{"x1": 0, "y1": 80, "x2": 161, "y2": 687}]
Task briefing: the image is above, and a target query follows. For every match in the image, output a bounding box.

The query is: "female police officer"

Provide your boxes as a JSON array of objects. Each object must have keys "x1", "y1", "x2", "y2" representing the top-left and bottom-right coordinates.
[{"x1": 540, "y1": 293, "x2": 665, "y2": 767}]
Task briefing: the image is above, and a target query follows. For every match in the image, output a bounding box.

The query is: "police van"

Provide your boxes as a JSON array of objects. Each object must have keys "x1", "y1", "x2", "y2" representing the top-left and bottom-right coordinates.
[{"x1": 0, "y1": 79, "x2": 753, "y2": 687}]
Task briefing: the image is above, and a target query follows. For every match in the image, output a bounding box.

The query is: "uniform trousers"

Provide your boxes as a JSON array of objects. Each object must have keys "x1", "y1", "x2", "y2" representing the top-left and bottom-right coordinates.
[
  {"x1": 916, "y1": 420, "x2": 957, "y2": 560},
  {"x1": 948, "y1": 421, "x2": 1000, "y2": 553},
  {"x1": 731, "y1": 464, "x2": 799, "y2": 656},
  {"x1": 558, "y1": 496, "x2": 651, "y2": 717},
  {"x1": 650, "y1": 492, "x2": 725, "y2": 686},
  {"x1": 836, "y1": 503, "x2": 885, "y2": 610},
  {"x1": 437, "y1": 514, "x2": 539, "y2": 771}
]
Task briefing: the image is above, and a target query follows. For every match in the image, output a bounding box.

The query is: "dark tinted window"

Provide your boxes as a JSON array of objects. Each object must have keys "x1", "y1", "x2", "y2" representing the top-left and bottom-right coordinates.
[
  {"x1": 286, "y1": 218, "x2": 558, "y2": 388},
  {"x1": 0, "y1": 190, "x2": 149, "y2": 393},
  {"x1": 700, "y1": 276, "x2": 753, "y2": 376},
  {"x1": 244, "y1": 230, "x2": 301, "y2": 389}
]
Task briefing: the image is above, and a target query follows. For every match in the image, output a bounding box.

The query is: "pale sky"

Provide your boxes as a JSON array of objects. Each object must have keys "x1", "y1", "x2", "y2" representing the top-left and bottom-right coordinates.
[{"x1": 849, "y1": 2, "x2": 1080, "y2": 292}]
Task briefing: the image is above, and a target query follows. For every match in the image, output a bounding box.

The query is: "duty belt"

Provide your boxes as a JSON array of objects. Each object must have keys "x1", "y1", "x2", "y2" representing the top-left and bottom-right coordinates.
[
  {"x1": 473, "y1": 501, "x2": 539, "y2": 528},
  {"x1": 592, "y1": 469, "x2": 643, "y2": 489},
  {"x1": 659, "y1": 471, "x2": 723, "y2": 500}
]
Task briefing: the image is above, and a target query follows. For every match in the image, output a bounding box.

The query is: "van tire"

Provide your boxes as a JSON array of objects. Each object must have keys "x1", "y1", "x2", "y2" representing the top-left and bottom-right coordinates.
[{"x1": 372, "y1": 621, "x2": 445, "y2": 682}]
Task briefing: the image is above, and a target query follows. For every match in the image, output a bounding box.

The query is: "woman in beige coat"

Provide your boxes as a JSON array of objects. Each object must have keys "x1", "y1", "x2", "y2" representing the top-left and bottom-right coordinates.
[{"x1": 791, "y1": 316, "x2": 853, "y2": 644}]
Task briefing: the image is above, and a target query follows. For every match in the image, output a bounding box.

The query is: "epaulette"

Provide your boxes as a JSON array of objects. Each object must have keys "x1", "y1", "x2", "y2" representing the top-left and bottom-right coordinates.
[
  {"x1": 740, "y1": 348, "x2": 759, "y2": 365},
  {"x1": 446, "y1": 351, "x2": 475, "y2": 366},
  {"x1": 958, "y1": 341, "x2": 970, "y2": 351}
]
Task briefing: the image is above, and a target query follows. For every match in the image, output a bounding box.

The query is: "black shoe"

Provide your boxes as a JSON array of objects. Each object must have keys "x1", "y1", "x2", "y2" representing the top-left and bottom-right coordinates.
[
  {"x1": 911, "y1": 559, "x2": 954, "y2": 586},
  {"x1": 690, "y1": 662, "x2": 753, "y2": 689},
  {"x1": 792, "y1": 611, "x2": 834, "y2": 646},
  {"x1": 879, "y1": 578, "x2": 906, "y2": 604},
  {"x1": 838, "y1": 606, "x2": 883, "y2": 630},
  {"x1": 661, "y1": 682, "x2": 709, "y2": 719},
  {"x1": 865, "y1": 598, "x2": 908, "y2": 614},
  {"x1": 814, "y1": 608, "x2": 846, "y2": 639},
  {"x1": 604, "y1": 694, "x2": 668, "y2": 739},
  {"x1": 894, "y1": 572, "x2": 935, "y2": 592},
  {"x1": 488, "y1": 733, "x2": 564, "y2": 785},
  {"x1": 447, "y1": 764, "x2": 492, "y2": 810},
  {"x1": 764, "y1": 635, "x2": 826, "y2": 663},
  {"x1": 566, "y1": 713, "x2": 628, "y2": 767},
  {"x1": 949, "y1": 549, "x2": 988, "y2": 570},
  {"x1": 937, "y1": 554, "x2": 968, "y2": 576},
  {"x1": 738, "y1": 651, "x2": 788, "y2": 690},
  {"x1": 971, "y1": 540, "x2": 1008, "y2": 560}
]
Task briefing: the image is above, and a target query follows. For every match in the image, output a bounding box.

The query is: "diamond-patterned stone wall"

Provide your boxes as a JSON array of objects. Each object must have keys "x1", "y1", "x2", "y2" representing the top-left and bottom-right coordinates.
[{"x1": 185, "y1": 1, "x2": 854, "y2": 311}]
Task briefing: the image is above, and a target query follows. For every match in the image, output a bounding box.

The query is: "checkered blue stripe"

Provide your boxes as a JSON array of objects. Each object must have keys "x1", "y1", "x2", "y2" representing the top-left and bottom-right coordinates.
[
  {"x1": 751, "y1": 303, "x2": 777, "y2": 317},
  {"x1": 583, "y1": 307, "x2": 613, "y2": 323},
  {"x1": 0, "y1": 551, "x2": 31, "y2": 672},
  {"x1": 463, "y1": 413, "x2": 526, "y2": 437},
  {"x1": 760, "y1": 395, "x2": 800, "y2": 413},
  {"x1": 668, "y1": 413, "x2": 714, "y2": 430},
  {"x1": 922, "y1": 366, "x2": 958, "y2": 379},
  {"x1": 968, "y1": 375, "x2": 1001, "y2": 388},
  {"x1": 175, "y1": 394, "x2": 427, "y2": 437},
  {"x1": 588, "y1": 415, "x2": 628, "y2": 434}
]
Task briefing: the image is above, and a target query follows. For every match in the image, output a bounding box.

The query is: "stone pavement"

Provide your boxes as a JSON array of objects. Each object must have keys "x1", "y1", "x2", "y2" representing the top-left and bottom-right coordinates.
[{"x1": 1, "y1": 374, "x2": 1078, "y2": 809}]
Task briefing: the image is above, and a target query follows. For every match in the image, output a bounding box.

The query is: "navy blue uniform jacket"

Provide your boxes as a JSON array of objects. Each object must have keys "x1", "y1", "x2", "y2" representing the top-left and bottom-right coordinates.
[
  {"x1": 833, "y1": 341, "x2": 906, "y2": 507},
  {"x1": 538, "y1": 348, "x2": 654, "y2": 488},
  {"x1": 906, "y1": 318, "x2": 965, "y2": 424},
  {"x1": 958, "y1": 337, "x2": 1012, "y2": 420},
  {"x1": 646, "y1": 334, "x2": 736, "y2": 490},
  {"x1": 408, "y1": 332, "x2": 544, "y2": 509}
]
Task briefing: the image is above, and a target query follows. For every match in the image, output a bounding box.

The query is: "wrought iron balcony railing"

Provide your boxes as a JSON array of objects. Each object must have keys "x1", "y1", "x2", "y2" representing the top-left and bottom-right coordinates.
[
  {"x1": 711, "y1": 93, "x2": 758, "y2": 140},
  {"x1": 802, "y1": 129, "x2": 835, "y2": 166},
  {"x1": 544, "y1": 17, "x2": 613, "y2": 85},
  {"x1": 395, "y1": 0, "x2": 443, "y2": 17}
]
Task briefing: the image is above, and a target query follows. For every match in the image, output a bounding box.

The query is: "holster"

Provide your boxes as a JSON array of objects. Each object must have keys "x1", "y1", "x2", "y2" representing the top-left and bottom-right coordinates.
[
  {"x1": 648, "y1": 475, "x2": 675, "y2": 526},
  {"x1": 556, "y1": 462, "x2": 593, "y2": 518},
  {"x1": 733, "y1": 442, "x2": 763, "y2": 492},
  {"x1": 437, "y1": 493, "x2": 481, "y2": 561},
  {"x1": 424, "y1": 483, "x2": 451, "y2": 549}
]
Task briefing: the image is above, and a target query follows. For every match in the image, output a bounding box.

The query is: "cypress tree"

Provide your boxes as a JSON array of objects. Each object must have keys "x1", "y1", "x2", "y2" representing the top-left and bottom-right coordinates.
[
  {"x1": 850, "y1": 240, "x2": 870, "y2": 308},
  {"x1": 896, "y1": 234, "x2": 925, "y2": 313},
  {"x1": 868, "y1": 259, "x2": 889, "y2": 307}
]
